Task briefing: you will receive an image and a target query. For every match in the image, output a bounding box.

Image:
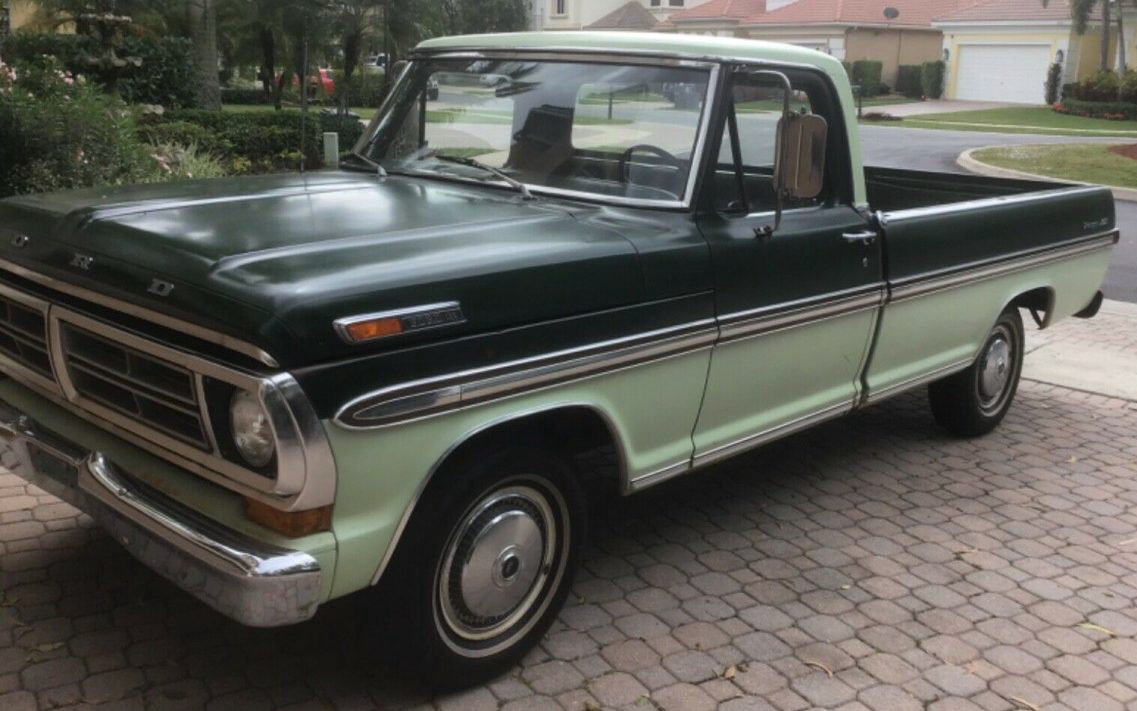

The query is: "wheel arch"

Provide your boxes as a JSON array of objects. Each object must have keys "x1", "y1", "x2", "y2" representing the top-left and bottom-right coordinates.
[
  {"x1": 369, "y1": 401, "x2": 627, "y2": 586},
  {"x1": 1006, "y1": 285, "x2": 1056, "y2": 328}
]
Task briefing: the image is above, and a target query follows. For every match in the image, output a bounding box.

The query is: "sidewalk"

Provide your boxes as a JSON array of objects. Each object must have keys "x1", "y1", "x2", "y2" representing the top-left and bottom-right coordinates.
[
  {"x1": 0, "y1": 305, "x2": 1135, "y2": 710},
  {"x1": 1024, "y1": 299, "x2": 1137, "y2": 400},
  {"x1": 881, "y1": 101, "x2": 1014, "y2": 118}
]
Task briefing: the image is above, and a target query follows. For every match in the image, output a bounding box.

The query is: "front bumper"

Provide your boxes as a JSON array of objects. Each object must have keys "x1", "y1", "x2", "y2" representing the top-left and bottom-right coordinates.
[{"x1": 0, "y1": 397, "x2": 322, "y2": 627}]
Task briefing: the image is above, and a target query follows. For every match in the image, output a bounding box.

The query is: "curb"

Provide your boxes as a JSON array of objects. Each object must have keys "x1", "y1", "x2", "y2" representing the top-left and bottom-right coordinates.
[{"x1": 957, "y1": 146, "x2": 1137, "y2": 203}]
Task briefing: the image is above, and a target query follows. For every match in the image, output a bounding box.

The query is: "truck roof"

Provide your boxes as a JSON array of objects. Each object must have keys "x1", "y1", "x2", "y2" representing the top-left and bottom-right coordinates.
[{"x1": 416, "y1": 31, "x2": 842, "y2": 73}]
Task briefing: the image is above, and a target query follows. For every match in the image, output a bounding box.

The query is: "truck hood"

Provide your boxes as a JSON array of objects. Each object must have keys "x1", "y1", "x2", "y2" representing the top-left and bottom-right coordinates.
[{"x1": 0, "y1": 172, "x2": 643, "y2": 367}]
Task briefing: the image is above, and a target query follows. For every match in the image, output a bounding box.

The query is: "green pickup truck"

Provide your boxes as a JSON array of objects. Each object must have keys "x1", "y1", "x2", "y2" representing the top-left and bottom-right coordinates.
[{"x1": 0, "y1": 32, "x2": 1117, "y2": 683}]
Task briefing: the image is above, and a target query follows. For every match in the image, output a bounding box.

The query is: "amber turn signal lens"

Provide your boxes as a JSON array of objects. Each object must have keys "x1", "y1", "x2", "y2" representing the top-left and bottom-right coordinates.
[
  {"x1": 343, "y1": 317, "x2": 403, "y2": 342},
  {"x1": 245, "y1": 498, "x2": 332, "y2": 538}
]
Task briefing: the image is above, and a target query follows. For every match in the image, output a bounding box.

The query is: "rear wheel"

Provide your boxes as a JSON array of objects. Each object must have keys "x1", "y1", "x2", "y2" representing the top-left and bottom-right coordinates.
[
  {"x1": 929, "y1": 307, "x2": 1024, "y2": 437},
  {"x1": 373, "y1": 446, "x2": 585, "y2": 687}
]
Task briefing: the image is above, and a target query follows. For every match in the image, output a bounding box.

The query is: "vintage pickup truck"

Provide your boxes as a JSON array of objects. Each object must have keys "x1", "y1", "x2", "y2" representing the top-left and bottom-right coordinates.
[{"x1": 0, "y1": 32, "x2": 1117, "y2": 683}]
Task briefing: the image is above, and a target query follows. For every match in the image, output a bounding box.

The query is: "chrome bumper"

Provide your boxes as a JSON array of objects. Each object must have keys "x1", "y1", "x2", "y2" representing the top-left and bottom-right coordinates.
[{"x1": 0, "y1": 398, "x2": 322, "y2": 627}]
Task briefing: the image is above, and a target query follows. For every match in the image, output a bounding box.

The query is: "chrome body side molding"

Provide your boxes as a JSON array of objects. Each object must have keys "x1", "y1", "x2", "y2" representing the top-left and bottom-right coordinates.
[
  {"x1": 890, "y1": 231, "x2": 1119, "y2": 302},
  {"x1": 336, "y1": 320, "x2": 720, "y2": 429}
]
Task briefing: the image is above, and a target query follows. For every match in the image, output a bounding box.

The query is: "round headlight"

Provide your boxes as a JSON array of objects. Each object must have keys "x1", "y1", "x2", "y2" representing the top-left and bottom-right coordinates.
[{"x1": 230, "y1": 390, "x2": 275, "y2": 467}]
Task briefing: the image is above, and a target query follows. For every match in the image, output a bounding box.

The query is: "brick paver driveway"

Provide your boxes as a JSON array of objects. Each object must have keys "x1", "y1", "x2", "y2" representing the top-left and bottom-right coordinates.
[{"x1": 2, "y1": 315, "x2": 1137, "y2": 711}]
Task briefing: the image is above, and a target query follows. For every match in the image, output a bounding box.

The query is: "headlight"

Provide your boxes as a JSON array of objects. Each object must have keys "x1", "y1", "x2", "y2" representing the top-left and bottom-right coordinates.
[{"x1": 230, "y1": 390, "x2": 275, "y2": 467}]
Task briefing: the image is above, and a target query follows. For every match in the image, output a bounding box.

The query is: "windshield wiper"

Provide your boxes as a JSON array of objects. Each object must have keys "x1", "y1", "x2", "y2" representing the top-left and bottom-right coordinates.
[
  {"x1": 428, "y1": 152, "x2": 532, "y2": 200},
  {"x1": 344, "y1": 151, "x2": 387, "y2": 178}
]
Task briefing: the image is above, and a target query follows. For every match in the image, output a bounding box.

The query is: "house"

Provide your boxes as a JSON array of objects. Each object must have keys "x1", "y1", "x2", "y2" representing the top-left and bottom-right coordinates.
[
  {"x1": 541, "y1": 0, "x2": 712, "y2": 30},
  {"x1": 587, "y1": 2, "x2": 661, "y2": 30},
  {"x1": 663, "y1": 0, "x2": 974, "y2": 87},
  {"x1": 933, "y1": 0, "x2": 1133, "y2": 104},
  {"x1": 2, "y1": 0, "x2": 37, "y2": 34}
]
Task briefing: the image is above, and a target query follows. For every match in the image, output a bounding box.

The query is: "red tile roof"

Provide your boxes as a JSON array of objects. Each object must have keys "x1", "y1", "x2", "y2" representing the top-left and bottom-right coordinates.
[
  {"x1": 667, "y1": 0, "x2": 767, "y2": 22},
  {"x1": 934, "y1": 0, "x2": 1096, "y2": 23},
  {"x1": 745, "y1": 0, "x2": 973, "y2": 27},
  {"x1": 668, "y1": 0, "x2": 985, "y2": 28},
  {"x1": 587, "y1": 1, "x2": 660, "y2": 29}
]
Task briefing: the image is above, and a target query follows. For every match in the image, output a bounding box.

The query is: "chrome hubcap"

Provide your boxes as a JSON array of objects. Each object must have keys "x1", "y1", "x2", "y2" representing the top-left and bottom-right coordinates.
[
  {"x1": 976, "y1": 325, "x2": 1016, "y2": 415},
  {"x1": 438, "y1": 484, "x2": 558, "y2": 642},
  {"x1": 979, "y1": 337, "x2": 1011, "y2": 401}
]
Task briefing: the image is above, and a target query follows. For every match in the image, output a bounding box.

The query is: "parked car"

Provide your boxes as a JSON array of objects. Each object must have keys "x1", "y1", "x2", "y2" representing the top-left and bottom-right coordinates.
[{"x1": 0, "y1": 32, "x2": 1116, "y2": 686}]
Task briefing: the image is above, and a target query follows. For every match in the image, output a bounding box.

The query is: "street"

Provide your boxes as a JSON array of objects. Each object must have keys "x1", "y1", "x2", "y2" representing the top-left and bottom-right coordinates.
[{"x1": 860, "y1": 124, "x2": 1137, "y2": 303}]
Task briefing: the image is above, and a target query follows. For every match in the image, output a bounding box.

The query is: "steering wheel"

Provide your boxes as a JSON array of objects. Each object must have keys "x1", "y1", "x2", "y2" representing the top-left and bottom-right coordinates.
[{"x1": 618, "y1": 144, "x2": 683, "y2": 184}]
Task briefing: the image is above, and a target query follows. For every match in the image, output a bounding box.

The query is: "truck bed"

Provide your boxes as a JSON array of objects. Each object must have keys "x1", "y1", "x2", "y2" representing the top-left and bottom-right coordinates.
[
  {"x1": 864, "y1": 166, "x2": 1117, "y2": 286},
  {"x1": 865, "y1": 166, "x2": 1067, "y2": 213}
]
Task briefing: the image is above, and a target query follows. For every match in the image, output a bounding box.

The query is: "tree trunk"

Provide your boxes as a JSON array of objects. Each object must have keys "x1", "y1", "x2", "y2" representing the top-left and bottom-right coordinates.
[
  {"x1": 1119, "y1": 11, "x2": 1128, "y2": 72},
  {"x1": 259, "y1": 26, "x2": 275, "y2": 97},
  {"x1": 188, "y1": 0, "x2": 221, "y2": 110},
  {"x1": 1102, "y1": 0, "x2": 1112, "y2": 71},
  {"x1": 340, "y1": 28, "x2": 364, "y2": 115}
]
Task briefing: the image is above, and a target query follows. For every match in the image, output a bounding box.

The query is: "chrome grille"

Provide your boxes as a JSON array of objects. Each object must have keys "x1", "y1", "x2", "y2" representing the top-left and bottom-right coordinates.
[
  {"x1": 59, "y1": 322, "x2": 209, "y2": 449},
  {"x1": 0, "y1": 293, "x2": 51, "y2": 378}
]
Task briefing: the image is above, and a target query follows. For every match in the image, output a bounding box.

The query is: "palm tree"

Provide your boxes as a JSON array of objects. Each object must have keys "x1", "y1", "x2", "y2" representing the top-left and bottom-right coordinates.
[
  {"x1": 331, "y1": 0, "x2": 381, "y2": 113},
  {"x1": 188, "y1": 0, "x2": 221, "y2": 109},
  {"x1": 1046, "y1": 0, "x2": 1111, "y2": 71}
]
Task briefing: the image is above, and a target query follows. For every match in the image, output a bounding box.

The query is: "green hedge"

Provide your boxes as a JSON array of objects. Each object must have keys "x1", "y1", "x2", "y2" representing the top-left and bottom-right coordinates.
[
  {"x1": 921, "y1": 60, "x2": 945, "y2": 100},
  {"x1": 159, "y1": 109, "x2": 365, "y2": 171},
  {"x1": 851, "y1": 60, "x2": 883, "y2": 97},
  {"x1": 341, "y1": 70, "x2": 386, "y2": 108},
  {"x1": 1, "y1": 32, "x2": 198, "y2": 108},
  {"x1": 896, "y1": 65, "x2": 923, "y2": 99},
  {"x1": 220, "y1": 87, "x2": 271, "y2": 105},
  {"x1": 1053, "y1": 97, "x2": 1137, "y2": 120}
]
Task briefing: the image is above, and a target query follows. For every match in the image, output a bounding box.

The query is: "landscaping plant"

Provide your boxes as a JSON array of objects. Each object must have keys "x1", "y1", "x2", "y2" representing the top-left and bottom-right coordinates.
[{"x1": 921, "y1": 60, "x2": 945, "y2": 100}]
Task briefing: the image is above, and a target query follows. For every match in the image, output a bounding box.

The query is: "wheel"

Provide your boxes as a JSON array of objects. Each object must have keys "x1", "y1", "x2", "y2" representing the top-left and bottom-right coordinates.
[
  {"x1": 929, "y1": 307, "x2": 1024, "y2": 437},
  {"x1": 372, "y1": 446, "x2": 586, "y2": 687}
]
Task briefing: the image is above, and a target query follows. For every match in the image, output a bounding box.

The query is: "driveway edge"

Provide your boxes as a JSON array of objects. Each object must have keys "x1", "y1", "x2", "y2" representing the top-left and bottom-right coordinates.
[{"x1": 957, "y1": 146, "x2": 1137, "y2": 203}]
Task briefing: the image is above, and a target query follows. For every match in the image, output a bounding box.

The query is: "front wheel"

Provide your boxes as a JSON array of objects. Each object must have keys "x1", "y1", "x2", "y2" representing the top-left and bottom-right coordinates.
[
  {"x1": 373, "y1": 446, "x2": 585, "y2": 687},
  {"x1": 929, "y1": 307, "x2": 1024, "y2": 437}
]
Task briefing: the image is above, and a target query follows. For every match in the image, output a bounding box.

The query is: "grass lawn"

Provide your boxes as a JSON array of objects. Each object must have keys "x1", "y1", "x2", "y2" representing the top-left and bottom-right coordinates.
[
  {"x1": 894, "y1": 106, "x2": 1137, "y2": 137},
  {"x1": 972, "y1": 143, "x2": 1137, "y2": 187}
]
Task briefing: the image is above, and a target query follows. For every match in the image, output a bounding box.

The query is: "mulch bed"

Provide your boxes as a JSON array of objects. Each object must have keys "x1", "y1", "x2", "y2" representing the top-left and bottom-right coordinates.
[{"x1": 1108, "y1": 143, "x2": 1137, "y2": 160}]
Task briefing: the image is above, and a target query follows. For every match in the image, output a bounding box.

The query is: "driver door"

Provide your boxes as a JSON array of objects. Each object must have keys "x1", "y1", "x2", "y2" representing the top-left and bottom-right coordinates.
[{"x1": 691, "y1": 69, "x2": 883, "y2": 465}]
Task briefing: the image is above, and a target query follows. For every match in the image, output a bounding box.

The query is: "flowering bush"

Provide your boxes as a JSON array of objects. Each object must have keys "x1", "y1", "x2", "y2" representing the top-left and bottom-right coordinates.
[{"x1": 0, "y1": 57, "x2": 159, "y2": 196}]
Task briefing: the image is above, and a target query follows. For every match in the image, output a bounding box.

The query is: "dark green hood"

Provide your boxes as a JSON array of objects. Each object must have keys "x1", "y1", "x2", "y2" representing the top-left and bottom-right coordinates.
[{"x1": 0, "y1": 172, "x2": 643, "y2": 368}]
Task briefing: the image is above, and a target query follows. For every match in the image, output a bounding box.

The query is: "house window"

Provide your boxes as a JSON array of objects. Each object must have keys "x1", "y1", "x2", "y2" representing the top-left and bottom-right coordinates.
[
  {"x1": 669, "y1": 0, "x2": 684, "y2": 6},
  {"x1": 553, "y1": 0, "x2": 565, "y2": 16},
  {"x1": 651, "y1": 0, "x2": 662, "y2": 6}
]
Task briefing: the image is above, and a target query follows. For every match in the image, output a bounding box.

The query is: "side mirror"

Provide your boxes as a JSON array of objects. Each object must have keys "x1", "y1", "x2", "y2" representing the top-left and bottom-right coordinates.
[{"x1": 775, "y1": 113, "x2": 827, "y2": 199}]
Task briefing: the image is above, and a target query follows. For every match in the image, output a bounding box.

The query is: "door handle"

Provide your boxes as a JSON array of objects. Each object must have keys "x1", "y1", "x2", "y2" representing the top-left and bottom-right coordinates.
[{"x1": 842, "y1": 230, "x2": 877, "y2": 245}]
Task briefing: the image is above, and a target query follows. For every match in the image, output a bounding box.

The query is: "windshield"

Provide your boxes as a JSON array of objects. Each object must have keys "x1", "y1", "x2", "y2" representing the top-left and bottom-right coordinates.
[{"x1": 358, "y1": 58, "x2": 713, "y2": 204}]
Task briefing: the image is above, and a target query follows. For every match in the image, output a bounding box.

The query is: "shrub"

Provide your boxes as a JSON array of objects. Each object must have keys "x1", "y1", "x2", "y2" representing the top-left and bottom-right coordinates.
[
  {"x1": 342, "y1": 70, "x2": 386, "y2": 108},
  {"x1": 921, "y1": 60, "x2": 945, "y2": 100},
  {"x1": 116, "y1": 37, "x2": 197, "y2": 108},
  {"x1": 0, "y1": 32, "x2": 198, "y2": 108},
  {"x1": 1061, "y1": 82, "x2": 1077, "y2": 100},
  {"x1": 148, "y1": 142, "x2": 228, "y2": 181},
  {"x1": 319, "y1": 112, "x2": 365, "y2": 150},
  {"x1": 1044, "y1": 62, "x2": 1063, "y2": 105},
  {"x1": 0, "y1": 58, "x2": 158, "y2": 196},
  {"x1": 1053, "y1": 97, "x2": 1137, "y2": 120},
  {"x1": 1071, "y1": 70, "x2": 1119, "y2": 101},
  {"x1": 139, "y1": 120, "x2": 228, "y2": 154},
  {"x1": 896, "y1": 65, "x2": 923, "y2": 98},
  {"x1": 221, "y1": 87, "x2": 271, "y2": 105},
  {"x1": 166, "y1": 109, "x2": 319, "y2": 171},
  {"x1": 1120, "y1": 70, "x2": 1137, "y2": 103},
  {"x1": 851, "y1": 60, "x2": 883, "y2": 97}
]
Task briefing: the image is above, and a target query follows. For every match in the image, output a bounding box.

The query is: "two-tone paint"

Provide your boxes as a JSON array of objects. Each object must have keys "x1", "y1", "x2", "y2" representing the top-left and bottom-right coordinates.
[{"x1": 0, "y1": 32, "x2": 1118, "y2": 611}]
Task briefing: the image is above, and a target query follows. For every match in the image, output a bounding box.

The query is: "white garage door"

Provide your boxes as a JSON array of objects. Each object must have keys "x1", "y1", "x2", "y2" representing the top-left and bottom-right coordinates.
[{"x1": 955, "y1": 44, "x2": 1051, "y2": 104}]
